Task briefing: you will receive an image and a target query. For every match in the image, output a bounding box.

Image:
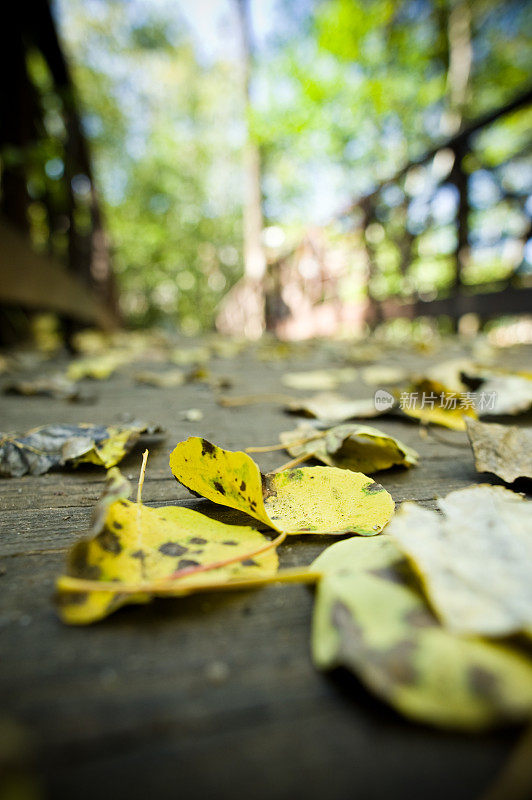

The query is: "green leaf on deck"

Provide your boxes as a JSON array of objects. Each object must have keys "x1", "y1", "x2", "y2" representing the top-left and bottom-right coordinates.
[
  {"x1": 169, "y1": 437, "x2": 395, "y2": 535},
  {"x1": 311, "y1": 535, "x2": 532, "y2": 730},
  {"x1": 388, "y1": 485, "x2": 532, "y2": 637}
]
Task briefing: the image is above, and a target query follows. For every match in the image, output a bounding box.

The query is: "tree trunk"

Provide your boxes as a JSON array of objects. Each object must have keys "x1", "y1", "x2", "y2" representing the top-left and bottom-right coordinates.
[{"x1": 234, "y1": 0, "x2": 266, "y2": 338}]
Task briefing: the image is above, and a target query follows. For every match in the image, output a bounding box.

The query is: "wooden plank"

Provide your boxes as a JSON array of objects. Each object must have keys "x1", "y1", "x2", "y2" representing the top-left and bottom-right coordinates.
[{"x1": 0, "y1": 340, "x2": 530, "y2": 800}]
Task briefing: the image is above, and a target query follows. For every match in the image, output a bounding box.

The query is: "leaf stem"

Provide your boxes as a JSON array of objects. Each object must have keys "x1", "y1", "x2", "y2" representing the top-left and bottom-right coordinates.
[
  {"x1": 273, "y1": 451, "x2": 315, "y2": 472},
  {"x1": 57, "y1": 566, "x2": 321, "y2": 596},
  {"x1": 246, "y1": 432, "x2": 324, "y2": 454},
  {"x1": 137, "y1": 449, "x2": 149, "y2": 505}
]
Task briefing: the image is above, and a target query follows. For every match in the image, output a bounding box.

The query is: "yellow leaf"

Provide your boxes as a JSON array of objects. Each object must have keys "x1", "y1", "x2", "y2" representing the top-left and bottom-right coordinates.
[
  {"x1": 281, "y1": 368, "x2": 358, "y2": 391},
  {"x1": 312, "y1": 535, "x2": 532, "y2": 730},
  {"x1": 361, "y1": 365, "x2": 407, "y2": 386},
  {"x1": 0, "y1": 422, "x2": 163, "y2": 477},
  {"x1": 73, "y1": 427, "x2": 139, "y2": 468},
  {"x1": 134, "y1": 369, "x2": 185, "y2": 388},
  {"x1": 399, "y1": 379, "x2": 476, "y2": 430},
  {"x1": 279, "y1": 422, "x2": 418, "y2": 473},
  {"x1": 170, "y1": 437, "x2": 395, "y2": 535},
  {"x1": 67, "y1": 352, "x2": 131, "y2": 381},
  {"x1": 171, "y1": 345, "x2": 211, "y2": 366},
  {"x1": 55, "y1": 468, "x2": 281, "y2": 625}
]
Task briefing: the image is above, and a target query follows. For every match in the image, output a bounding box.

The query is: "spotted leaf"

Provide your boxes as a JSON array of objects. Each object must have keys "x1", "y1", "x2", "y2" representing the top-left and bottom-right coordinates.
[
  {"x1": 388, "y1": 485, "x2": 532, "y2": 637},
  {"x1": 279, "y1": 422, "x2": 418, "y2": 474},
  {"x1": 55, "y1": 469, "x2": 279, "y2": 624},
  {"x1": 399, "y1": 380, "x2": 476, "y2": 430},
  {"x1": 0, "y1": 421, "x2": 163, "y2": 477},
  {"x1": 312, "y1": 535, "x2": 532, "y2": 730},
  {"x1": 169, "y1": 437, "x2": 395, "y2": 535}
]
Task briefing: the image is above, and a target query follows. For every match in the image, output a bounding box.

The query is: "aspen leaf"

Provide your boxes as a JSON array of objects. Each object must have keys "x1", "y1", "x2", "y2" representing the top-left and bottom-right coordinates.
[
  {"x1": 0, "y1": 421, "x2": 163, "y2": 477},
  {"x1": 67, "y1": 352, "x2": 131, "y2": 381},
  {"x1": 171, "y1": 345, "x2": 211, "y2": 366},
  {"x1": 134, "y1": 369, "x2": 186, "y2": 388},
  {"x1": 400, "y1": 379, "x2": 477, "y2": 430},
  {"x1": 169, "y1": 437, "x2": 395, "y2": 535},
  {"x1": 55, "y1": 468, "x2": 281, "y2": 624},
  {"x1": 458, "y1": 367, "x2": 532, "y2": 416},
  {"x1": 4, "y1": 374, "x2": 94, "y2": 403},
  {"x1": 281, "y1": 368, "x2": 358, "y2": 391},
  {"x1": 311, "y1": 535, "x2": 532, "y2": 730},
  {"x1": 473, "y1": 374, "x2": 532, "y2": 417},
  {"x1": 420, "y1": 358, "x2": 478, "y2": 392},
  {"x1": 465, "y1": 417, "x2": 532, "y2": 483},
  {"x1": 287, "y1": 392, "x2": 388, "y2": 423},
  {"x1": 388, "y1": 486, "x2": 532, "y2": 637},
  {"x1": 361, "y1": 365, "x2": 407, "y2": 386},
  {"x1": 279, "y1": 422, "x2": 418, "y2": 473}
]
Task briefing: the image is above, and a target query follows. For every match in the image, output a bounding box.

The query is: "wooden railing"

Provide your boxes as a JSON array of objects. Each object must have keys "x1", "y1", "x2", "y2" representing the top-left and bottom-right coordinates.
[
  {"x1": 0, "y1": 0, "x2": 119, "y2": 341},
  {"x1": 344, "y1": 87, "x2": 532, "y2": 328}
]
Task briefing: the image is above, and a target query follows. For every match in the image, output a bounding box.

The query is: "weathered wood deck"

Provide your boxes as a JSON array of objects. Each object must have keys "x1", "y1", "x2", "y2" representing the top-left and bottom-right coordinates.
[{"x1": 1, "y1": 338, "x2": 530, "y2": 800}]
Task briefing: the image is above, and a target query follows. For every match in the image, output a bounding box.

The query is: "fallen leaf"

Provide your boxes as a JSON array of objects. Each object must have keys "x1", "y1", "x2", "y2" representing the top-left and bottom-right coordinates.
[
  {"x1": 71, "y1": 329, "x2": 109, "y2": 355},
  {"x1": 4, "y1": 374, "x2": 95, "y2": 403},
  {"x1": 181, "y1": 408, "x2": 204, "y2": 422},
  {"x1": 287, "y1": 392, "x2": 388, "y2": 423},
  {"x1": 171, "y1": 345, "x2": 211, "y2": 366},
  {"x1": 134, "y1": 369, "x2": 185, "y2": 388},
  {"x1": 67, "y1": 352, "x2": 131, "y2": 381},
  {"x1": 0, "y1": 421, "x2": 163, "y2": 477},
  {"x1": 71, "y1": 329, "x2": 170, "y2": 359},
  {"x1": 465, "y1": 418, "x2": 532, "y2": 483},
  {"x1": 281, "y1": 368, "x2": 358, "y2": 391},
  {"x1": 388, "y1": 486, "x2": 532, "y2": 637},
  {"x1": 347, "y1": 343, "x2": 384, "y2": 363},
  {"x1": 55, "y1": 468, "x2": 282, "y2": 624},
  {"x1": 256, "y1": 341, "x2": 296, "y2": 361},
  {"x1": 311, "y1": 535, "x2": 532, "y2": 729},
  {"x1": 399, "y1": 379, "x2": 477, "y2": 430},
  {"x1": 278, "y1": 422, "x2": 419, "y2": 473},
  {"x1": 474, "y1": 374, "x2": 532, "y2": 417},
  {"x1": 421, "y1": 358, "x2": 478, "y2": 392},
  {"x1": 207, "y1": 338, "x2": 247, "y2": 359},
  {"x1": 361, "y1": 365, "x2": 407, "y2": 386},
  {"x1": 170, "y1": 437, "x2": 395, "y2": 535}
]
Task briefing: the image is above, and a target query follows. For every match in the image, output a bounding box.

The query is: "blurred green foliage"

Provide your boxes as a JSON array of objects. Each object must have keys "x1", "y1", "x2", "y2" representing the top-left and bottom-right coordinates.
[
  {"x1": 56, "y1": 0, "x2": 532, "y2": 330},
  {"x1": 59, "y1": 0, "x2": 244, "y2": 332}
]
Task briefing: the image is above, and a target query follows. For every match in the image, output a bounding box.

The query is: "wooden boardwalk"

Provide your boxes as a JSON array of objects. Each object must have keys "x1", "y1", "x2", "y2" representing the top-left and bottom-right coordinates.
[{"x1": 1, "y1": 338, "x2": 530, "y2": 800}]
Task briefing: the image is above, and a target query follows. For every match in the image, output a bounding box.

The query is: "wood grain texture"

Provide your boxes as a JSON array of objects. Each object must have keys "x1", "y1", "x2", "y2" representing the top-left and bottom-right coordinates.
[{"x1": 1, "y1": 341, "x2": 531, "y2": 800}]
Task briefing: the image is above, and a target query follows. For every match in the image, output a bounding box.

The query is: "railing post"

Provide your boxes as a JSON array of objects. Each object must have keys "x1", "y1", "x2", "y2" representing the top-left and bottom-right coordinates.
[{"x1": 449, "y1": 139, "x2": 470, "y2": 322}]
